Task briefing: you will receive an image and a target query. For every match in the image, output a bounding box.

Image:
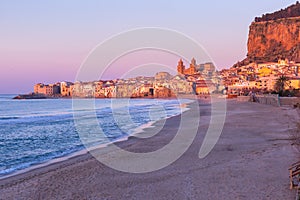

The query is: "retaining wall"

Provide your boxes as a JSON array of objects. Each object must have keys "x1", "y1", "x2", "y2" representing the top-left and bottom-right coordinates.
[
  {"x1": 279, "y1": 97, "x2": 300, "y2": 106},
  {"x1": 237, "y1": 96, "x2": 251, "y2": 102},
  {"x1": 256, "y1": 95, "x2": 280, "y2": 107}
]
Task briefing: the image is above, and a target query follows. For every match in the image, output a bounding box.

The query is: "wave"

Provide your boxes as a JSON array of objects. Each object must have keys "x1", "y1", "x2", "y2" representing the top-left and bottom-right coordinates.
[
  {"x1": 0, "y1": 116, "x2": 20, "y2": 120},
  {"x1": 0, "y1": 144, "x2": 85, "y2": 177},
  {"x1": 0, "y1": 107, "x2": 114, "y2": 122},
  {"x1": 0, "y1": 98, "x2": 194, "y2": 178}
]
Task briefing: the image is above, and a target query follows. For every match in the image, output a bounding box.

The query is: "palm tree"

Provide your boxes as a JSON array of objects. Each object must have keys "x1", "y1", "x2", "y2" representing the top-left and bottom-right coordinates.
[{"x1": 275, "y1": 75, "x2": 289, "y2": 95}]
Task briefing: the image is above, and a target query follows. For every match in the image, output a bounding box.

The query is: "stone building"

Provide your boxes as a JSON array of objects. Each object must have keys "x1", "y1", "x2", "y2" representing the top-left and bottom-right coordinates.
[
  {"x1": 288, "y1": 77, "x2": 300, "y2": 90},
  {"x1": 177, "y1": 58, "x2": 196, "y2": 75},
  {"x1": 115, "y1": 82, "x2": 137, "y2": 98},
  {"x1": 94, "y1": 81, "x2": 105, "y2": 98},
  {"x1": 194, "y1": 79, "x2": 215, "y2": 95},
  {"x1": 60, "y1": 82, "x2": 73, "y2": 97},
  {"x1": 155, "y1": 72, "x2": 172, "y2": 80},
  {"x1": 104, "y1": 85, "x2": 116, "y2": 98},
  {"x1": 154, "y1": 86, "x2": 174, "y2": 98},
  {"x1": 170, "y1": 75, "x2": 194, "y2": 94},
  {"x1": 34, "y1": 83, "x2": 60, "y2": 96},
  {"x1": 72, "y1": 82, "x2": 96, "y2": 98}
]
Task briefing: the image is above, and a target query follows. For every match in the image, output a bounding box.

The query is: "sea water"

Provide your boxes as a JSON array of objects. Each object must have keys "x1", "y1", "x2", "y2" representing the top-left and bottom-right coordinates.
[{"x1": 0, "y1": 95, "x2": 192, "y2": 177}]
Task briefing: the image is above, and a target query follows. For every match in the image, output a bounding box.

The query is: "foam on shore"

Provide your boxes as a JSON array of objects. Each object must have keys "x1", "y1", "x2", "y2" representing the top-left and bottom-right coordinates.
[{"x1": 0, "y1": 98, "x2": 195, "y2": 180}]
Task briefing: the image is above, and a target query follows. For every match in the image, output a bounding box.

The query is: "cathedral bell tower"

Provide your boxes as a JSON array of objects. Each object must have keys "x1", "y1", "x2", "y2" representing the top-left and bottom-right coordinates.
[
  {"x1": 177, "y1": 59, "x2": 185, "y2": 74},
  {"x1": 189, "y1": 58, "x2": 196, "y2": 75}
]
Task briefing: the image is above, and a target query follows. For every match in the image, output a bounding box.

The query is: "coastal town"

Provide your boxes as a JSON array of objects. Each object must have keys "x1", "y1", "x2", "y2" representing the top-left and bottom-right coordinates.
[
  {"x1": 27, "y1": 57, "x2": 300, "y2": 99},
  {"x1": 3, "y1": 1, "x2": 300, "y2": 199},
  {"x1": 14, "y1": 2, "x2": 298, "y2": 100},
  {"x1": 30, "y1": 58, "x2": 218, "y2": 99}
]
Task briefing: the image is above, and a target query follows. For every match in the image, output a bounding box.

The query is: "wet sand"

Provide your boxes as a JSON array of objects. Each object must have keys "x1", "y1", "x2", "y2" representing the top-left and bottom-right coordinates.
[{"x1": 0, "y1": 99, "x2": 299, "y2": 199}]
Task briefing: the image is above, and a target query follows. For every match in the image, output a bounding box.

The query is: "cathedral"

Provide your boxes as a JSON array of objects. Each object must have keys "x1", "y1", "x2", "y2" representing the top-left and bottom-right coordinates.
[
  {"x1": 177, "y1": 58, "x2": 215, "y2": 76},
  {"x1": 177, "y1": 58, "x2": 197, "y2": 75}
]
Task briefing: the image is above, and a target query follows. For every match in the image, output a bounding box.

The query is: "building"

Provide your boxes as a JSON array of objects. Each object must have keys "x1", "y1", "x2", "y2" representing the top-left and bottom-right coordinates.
[
  {"x1": 177, "y1": 58, "x2": 216, "y2": 76},
  {"x1": 177, "y1": 59, "x2": 185, "y2": 74},
  {"x1": 94, "y1": 81, "x2": 105, "y2": 98},
  {"x1": 60, "y1": 82, "x2": 73, "y2": 97},
  {"x1": 201, "y1": 62, "x2": 215, "y2": 73},
  {"x1": 257, "y1": 67, "x2": 272, "y2": 77},
  {"x1": 154, "y1": 86, "x2": 174, "y2": 98},
  {"x1": 287, "y1": 77, "x2": 300, "y2": 90},
  {"x1": 187, "y1": 58, "x2": 197, "y2": 75},
  {"x1": 104, "y1": 85, "x2": 116, "y2": 98},
  {"x1": 177, "y1": 58, "x2": 197, "y2": 75},
  {"x1": 194, "y1": 79, "x2": 215, "y2": 95},
  {"x1": 72, "y1": 82, "x2": 95, "y2": 98},
  {"x1": 170, "y1": 75, "x2": 194, "y2": 94},
  {"x1": 115, "y1": 82, "x2": 136, "y2": 98},
  {"x1": 257, "y1": 76, "x2": 277, "y2": 91},
  {"x1": 155, "y1": 72, "x2": 172, "y2": 80},
  {"x1": 34, "y1": 83, "x2": 60, "y2": 96},
  {"x1": 137, "y1": 83, "x2": 154, "y2": 97}
]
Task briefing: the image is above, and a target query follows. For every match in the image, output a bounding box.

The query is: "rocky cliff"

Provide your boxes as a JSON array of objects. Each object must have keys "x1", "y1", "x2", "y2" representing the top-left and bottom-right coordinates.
[
  {"x1": 254, "y1": 1, "x2": 300, "y2": 22},
  {"x1": 239, "y1": 2, "x2": 300, "y2": 65}
]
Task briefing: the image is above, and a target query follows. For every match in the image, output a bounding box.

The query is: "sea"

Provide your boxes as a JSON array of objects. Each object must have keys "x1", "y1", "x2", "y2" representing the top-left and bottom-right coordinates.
[{"x1": 0, "y1": 94, "x2": 192, "y2": 177}]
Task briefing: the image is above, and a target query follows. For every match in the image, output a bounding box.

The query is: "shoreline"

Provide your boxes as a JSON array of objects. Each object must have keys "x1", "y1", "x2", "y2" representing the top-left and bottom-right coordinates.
[
  {"x1": 0, "y1": 99, "x2": 299, "y2": 199},
  {"x1": 0, "y1": 97, "x2": 197, "y2": 181},
  {"x1": 11, "y1": 93, "x2": 212, "y2": 100}
]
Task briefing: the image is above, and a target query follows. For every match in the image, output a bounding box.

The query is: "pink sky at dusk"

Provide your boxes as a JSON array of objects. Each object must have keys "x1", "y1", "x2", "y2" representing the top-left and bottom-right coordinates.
[
  {"x1": 0, "y1": 0, "x2": 297, "y2": 93},
  {"x1": 101, "y1": 50, "x2": 190, "y2": 80}
]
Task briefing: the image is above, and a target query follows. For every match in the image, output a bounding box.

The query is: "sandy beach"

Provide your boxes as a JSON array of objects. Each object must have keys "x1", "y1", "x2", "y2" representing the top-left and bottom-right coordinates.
[{"x1": 0, "y1": 99, "x2": 299, "y2": 200}]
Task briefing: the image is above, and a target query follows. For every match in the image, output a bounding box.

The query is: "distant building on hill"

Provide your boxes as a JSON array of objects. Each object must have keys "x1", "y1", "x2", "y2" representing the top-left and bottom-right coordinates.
[
  {"x1": 155, "y1": 72, "x2": 173, "y2": 80},
  {"x1": 177, "y1": 58, "x2": 196, "y2": 75},
  {"x1": 200, "y1": 62, "x2": 216, "y2": 74},
  {"x1": 177, "y1": 58, "x2": 215, "y2": 76}
]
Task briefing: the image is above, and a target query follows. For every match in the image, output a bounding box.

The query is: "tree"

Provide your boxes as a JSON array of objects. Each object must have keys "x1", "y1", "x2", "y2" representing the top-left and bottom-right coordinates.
[{"x1": 274, "y1": 75, "x2": 289, "y2": 95}]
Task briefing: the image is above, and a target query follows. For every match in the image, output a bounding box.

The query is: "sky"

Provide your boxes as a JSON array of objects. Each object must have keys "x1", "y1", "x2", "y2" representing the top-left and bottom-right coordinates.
[{"x1": 0, "y1": 0, "x2": 297, "y2": 94}]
